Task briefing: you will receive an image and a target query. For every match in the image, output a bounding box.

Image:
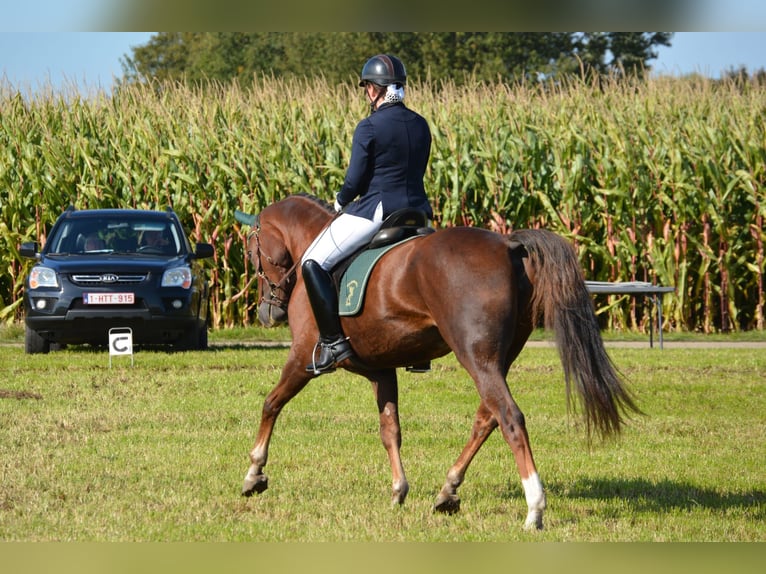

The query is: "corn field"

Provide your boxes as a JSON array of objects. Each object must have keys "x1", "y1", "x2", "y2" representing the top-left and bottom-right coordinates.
[{"x1": 1, "y1": 75, "x2": 764, "y2": 332}]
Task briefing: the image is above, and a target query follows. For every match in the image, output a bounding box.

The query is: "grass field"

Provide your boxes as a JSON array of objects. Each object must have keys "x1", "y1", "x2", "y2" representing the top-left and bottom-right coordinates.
[{"x1": 0, "y1": 337, "x2": 764, "y2": 542}]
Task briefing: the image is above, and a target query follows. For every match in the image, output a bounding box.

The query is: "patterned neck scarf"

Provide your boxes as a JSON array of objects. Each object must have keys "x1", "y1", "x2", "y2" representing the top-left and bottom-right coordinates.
[{"x1": 383, "y1": 84, "x2": 405, "y2": 104}]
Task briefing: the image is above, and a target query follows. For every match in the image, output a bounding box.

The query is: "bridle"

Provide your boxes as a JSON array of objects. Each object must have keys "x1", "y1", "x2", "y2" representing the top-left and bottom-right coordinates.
[
  {"x1": 247, "y1": 224, "x2": 299, "y2": 315},
  {"x1": 244, "y1": 207, "x2": 339, "y2": 317}
]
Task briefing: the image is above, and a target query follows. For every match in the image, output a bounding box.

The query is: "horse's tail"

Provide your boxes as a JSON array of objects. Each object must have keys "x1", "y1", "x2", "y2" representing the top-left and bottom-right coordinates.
[{"x1": 510, "y1": 229, "x2": 642, "y2": 439}]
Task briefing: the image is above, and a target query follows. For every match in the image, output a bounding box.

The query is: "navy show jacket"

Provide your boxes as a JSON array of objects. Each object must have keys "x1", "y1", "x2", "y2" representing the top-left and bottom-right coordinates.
[{"x1": 336, "y1": 102, "x2": 433, "y2": 221}]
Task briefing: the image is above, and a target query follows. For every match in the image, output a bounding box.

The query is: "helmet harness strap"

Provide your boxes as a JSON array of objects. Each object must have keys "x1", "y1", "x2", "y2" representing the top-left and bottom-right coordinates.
[{"x1": 368, "y1": 84, "x2": 385, "y2": 114}]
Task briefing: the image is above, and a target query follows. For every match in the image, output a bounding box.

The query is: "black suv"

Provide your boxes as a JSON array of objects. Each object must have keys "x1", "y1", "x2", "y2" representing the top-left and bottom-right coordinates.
[{"x1": 20, "y1": 207, "x2": 215, "y2": 354}]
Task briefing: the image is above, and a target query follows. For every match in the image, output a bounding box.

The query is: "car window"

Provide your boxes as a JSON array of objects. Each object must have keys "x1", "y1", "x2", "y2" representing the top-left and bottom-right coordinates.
[
  {"x1": 137, "y1": 223, "x2": 180, "y2": 255},
  {"x1": 46, "y1": 222, "x2": 76, "y2": 253},
  {"x1": 47, "y1": 217, "x2": 183, "y2": 255}
]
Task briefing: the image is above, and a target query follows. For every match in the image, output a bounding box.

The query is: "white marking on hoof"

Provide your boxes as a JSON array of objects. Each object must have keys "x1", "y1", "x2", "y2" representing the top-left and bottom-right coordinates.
[{"x1": 522, "y1": 472, "x2": 546, "y2": 530}]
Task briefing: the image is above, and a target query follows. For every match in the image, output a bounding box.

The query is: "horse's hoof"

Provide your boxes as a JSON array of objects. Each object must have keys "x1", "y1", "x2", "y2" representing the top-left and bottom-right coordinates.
[
  {"x1": 242, "y1": 474, "x2": 268, "y2": 497},
  {"x1": 523, "y1": 510, "x2": 544, "y2": 531},
  {"x1": 391, "y1": 481, "x2": 409, "y2": 506},
  {"x1": 433, "y1": 493, "x2": 461, "y2": 515}
]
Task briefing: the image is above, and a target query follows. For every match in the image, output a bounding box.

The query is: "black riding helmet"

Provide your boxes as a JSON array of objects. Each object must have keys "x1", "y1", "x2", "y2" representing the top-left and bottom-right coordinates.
[{"x1": 359, "y1": 54, "x2": 407, "y2": 87}]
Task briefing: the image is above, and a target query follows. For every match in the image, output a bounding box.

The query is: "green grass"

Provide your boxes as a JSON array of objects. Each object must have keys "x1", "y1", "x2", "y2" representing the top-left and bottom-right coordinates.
[{"x1": 0, "y1": 341, "x2": 764, "y2": 541}]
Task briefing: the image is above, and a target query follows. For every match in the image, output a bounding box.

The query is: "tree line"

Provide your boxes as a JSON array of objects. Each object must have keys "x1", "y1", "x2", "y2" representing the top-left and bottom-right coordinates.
[{"x1": 120, "y1": 32, "x2": 674, "y2": 85}]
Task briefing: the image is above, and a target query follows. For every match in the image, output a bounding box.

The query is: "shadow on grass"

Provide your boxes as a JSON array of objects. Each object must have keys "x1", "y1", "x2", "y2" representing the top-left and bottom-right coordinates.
[
  {"x1": 208, "y1": 342, "x2": 290, "y2": 351},
  {"x1": 15, "y1": 342, "x2": 291, "y2": 354},
  {"x1": 556, "y1": 476, "x2": 765, "y2": 516}
]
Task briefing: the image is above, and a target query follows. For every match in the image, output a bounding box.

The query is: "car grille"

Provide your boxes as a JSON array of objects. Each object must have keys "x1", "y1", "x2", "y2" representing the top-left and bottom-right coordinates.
[{"x1": 71, "y1": 274, "x2": 147, "y2": 285}]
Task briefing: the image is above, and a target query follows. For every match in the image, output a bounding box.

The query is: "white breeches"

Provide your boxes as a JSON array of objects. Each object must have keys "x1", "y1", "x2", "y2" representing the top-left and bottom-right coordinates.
[{"x1": 302, "y1": 202, "x2": 384, "y2": 271}]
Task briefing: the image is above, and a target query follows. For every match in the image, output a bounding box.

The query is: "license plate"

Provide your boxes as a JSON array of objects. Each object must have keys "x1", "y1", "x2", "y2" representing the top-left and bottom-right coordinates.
[{"x1": 83, "y1": 293, "x2": 135, "y2": 305}]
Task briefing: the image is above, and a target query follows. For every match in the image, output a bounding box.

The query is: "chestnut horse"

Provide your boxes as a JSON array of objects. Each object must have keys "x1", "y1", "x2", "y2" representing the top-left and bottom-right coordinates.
[{"x1": 237, "y1": 193, "x2": 639, "y2": 530}]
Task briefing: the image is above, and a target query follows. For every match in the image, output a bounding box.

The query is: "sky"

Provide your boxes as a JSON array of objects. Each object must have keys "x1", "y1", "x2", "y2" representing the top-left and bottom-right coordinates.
[
  {"x1": 2, "y1": 32, "x2": 766, "y2": 95},
  {"x1": 653, "y1": 32, "x2": 766, "y2": 77},
  {"x1": 0, "y1": 33, "x2": 153, "y2": 93},
  {"x1": 1, "y1": 0, "x2": 766, "y2": 96}
]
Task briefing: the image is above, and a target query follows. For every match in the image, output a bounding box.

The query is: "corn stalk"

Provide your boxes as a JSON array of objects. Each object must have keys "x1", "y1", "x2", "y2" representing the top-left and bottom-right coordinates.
[{"x1": 1, "y1": 75, "x2": 764, "y2": 332}]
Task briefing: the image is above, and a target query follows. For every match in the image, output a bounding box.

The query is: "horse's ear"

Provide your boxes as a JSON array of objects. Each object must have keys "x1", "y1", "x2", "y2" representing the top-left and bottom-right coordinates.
[{"x1": 235, "y1": 210, "x2": 259, "y2": 227}]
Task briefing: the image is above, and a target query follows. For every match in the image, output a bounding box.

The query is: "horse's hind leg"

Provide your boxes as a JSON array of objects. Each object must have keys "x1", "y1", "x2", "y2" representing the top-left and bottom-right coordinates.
[
  {"x1": 488, "y1": 387, "x2": 546, "y2": 530},
  {"x1": 434, "y1": 401, "x2": 498, "y2": 514},
  {"x1": 368, "y1": 369, "x2": 409, "y2": 506},
  {"x1": 436, "y1": 372, "x2": 546, "y2": 530}
]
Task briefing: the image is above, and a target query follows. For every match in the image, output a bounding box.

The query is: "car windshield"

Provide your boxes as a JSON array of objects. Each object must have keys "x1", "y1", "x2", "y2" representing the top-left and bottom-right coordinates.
[{"x1": 46, "y1": 217, "x2": 184, "y2": 256}]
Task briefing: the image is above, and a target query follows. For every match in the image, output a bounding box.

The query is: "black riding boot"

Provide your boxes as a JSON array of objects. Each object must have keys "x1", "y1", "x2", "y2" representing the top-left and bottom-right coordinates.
[{"x1": 302, "y1": 259, "x2": 355, "y2": 374}]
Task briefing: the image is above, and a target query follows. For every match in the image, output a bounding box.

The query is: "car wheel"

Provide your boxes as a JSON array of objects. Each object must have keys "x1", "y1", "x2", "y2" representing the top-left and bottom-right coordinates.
[
  {"x1": 198, "y1": 324, "x2": 209, "y2": 350},
  {"x1": 175, "y1": 323, "x2": 208, "y2": 351},
  {"x1": 25, "y1": 326, "x2": 51, "y2": 354}
]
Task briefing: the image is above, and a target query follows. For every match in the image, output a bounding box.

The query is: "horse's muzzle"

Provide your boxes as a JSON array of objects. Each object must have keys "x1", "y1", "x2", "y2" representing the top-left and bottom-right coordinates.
[{"x1": 259, "y1": 302, "x2": 288, "y2": 327}]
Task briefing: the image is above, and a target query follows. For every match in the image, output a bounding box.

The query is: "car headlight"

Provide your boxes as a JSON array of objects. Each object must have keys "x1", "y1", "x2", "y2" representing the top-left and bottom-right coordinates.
[
  {"x1": 29, "y1": 266, "x2": 59, "y2": 289},
  {"x1": 161, "y1": 266, "x2": 192, "y2": 289}
]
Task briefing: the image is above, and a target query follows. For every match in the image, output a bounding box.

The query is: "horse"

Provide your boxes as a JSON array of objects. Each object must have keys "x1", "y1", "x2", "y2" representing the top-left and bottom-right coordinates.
[{"x1": 236, "y1": 193, "x2": 640, "y2": 530}]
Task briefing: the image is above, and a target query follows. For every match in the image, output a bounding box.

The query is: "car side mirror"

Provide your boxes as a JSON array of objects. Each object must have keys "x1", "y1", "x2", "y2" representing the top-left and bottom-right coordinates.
[
  {"x1": 193, "y1": 243, "x2": 215, "y2": 259},
  {"x1": 20, "y1": 242, "x2": 39, "y2": 260}
]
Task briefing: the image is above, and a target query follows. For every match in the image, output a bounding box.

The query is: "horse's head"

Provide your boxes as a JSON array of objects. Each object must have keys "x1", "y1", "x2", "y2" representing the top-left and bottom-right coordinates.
[
  {"x1": 236, "y1": 196, "x2": 336, "y2": 327},
  {"x1": 236, "y1": 209, "x2": 295, "y2": 327}
]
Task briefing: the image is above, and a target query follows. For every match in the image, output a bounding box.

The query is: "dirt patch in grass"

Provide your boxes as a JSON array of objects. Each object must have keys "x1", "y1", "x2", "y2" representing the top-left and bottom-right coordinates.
[{"x1": 0, "y1": 389, "x2": 42, "y2": 400}]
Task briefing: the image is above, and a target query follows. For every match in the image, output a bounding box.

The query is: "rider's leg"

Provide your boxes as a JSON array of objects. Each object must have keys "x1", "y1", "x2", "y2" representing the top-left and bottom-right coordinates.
[{"x1": 301, "y1": 206, "x2": 383, "y2": 374}]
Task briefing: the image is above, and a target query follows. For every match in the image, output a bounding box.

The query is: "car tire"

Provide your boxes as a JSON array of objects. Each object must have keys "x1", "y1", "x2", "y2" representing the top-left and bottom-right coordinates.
[
  {"x1": 175, "y1": 322, "x2": 208, "y2": 351},
  {"x1": 25, "y1": 326, "x2": 51, "y2": 354},
  {"x1": 198, "y1": 324, "x2": 208, "y2": 350}
]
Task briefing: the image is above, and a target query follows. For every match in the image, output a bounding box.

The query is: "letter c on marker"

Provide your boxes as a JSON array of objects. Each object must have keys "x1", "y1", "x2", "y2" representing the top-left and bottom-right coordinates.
[{"x1": 112, "y1": 336, "x2": 130, "y2": 353}]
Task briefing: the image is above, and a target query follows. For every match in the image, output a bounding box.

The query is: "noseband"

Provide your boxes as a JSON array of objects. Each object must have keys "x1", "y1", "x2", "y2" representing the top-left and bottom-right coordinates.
[{"x1": 247, "y1": 225, "x2": 299, "y2": 315}]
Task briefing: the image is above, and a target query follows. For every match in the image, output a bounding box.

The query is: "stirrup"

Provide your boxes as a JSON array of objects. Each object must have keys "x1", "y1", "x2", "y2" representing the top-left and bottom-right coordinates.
[
  {"x1": 306, "y1": 337, "x2": 354, "y2": 375},
  {"x1": 406, "y1": 362, "x2": 431, "y2": 373}
]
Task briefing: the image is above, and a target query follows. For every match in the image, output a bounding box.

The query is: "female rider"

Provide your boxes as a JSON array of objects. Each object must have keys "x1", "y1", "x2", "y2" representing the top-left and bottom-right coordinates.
[{"x1": 301, "y1": 54, "x2": 433, "y2": 374}]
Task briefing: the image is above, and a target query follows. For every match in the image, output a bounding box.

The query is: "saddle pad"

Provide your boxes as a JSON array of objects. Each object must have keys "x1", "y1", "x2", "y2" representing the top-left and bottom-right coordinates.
[{"x1": 338, "y1": 236, "x2": 418, "y2": 316}]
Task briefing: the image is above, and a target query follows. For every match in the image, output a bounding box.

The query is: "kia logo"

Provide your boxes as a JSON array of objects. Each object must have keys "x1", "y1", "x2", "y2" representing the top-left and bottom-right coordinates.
[{"x1": 101, "y1": 274, "x2": 119, "y2": 283}]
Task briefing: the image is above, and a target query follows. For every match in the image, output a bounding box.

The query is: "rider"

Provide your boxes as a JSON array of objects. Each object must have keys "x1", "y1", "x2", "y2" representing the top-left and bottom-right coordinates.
[{"x1": 301, "y1": 54, "x2": 434, "y2": 375}]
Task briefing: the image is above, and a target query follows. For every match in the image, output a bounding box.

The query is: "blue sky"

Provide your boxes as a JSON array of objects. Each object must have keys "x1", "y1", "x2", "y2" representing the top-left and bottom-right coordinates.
[
  {"x1": 2, "y1": 32, "x2": 766, "y2": 94},
  {"x1": 0, "y1": 33, "x2": 153, "y2": 93},
  {"x1": 653, "y1": 32, "x2": 766, "y2": 77}
]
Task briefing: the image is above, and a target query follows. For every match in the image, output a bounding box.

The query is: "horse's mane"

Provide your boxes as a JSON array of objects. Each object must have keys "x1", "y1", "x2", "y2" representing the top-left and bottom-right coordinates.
[{"x1": 293, "y1": 192, "x2": 335, "y2": 215}]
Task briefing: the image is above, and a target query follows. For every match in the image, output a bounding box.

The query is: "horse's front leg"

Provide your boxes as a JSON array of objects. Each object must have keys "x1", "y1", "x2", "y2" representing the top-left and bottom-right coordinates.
[
  {"x1": 434, "y1": 401, "x2": 497, "y2": 514},
  {"x1": 369, "y1": 369, "x2": 409, "y2": 506},
  {"x1": 242, "y1": 359, "x2": 311, "y2": 497}
]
